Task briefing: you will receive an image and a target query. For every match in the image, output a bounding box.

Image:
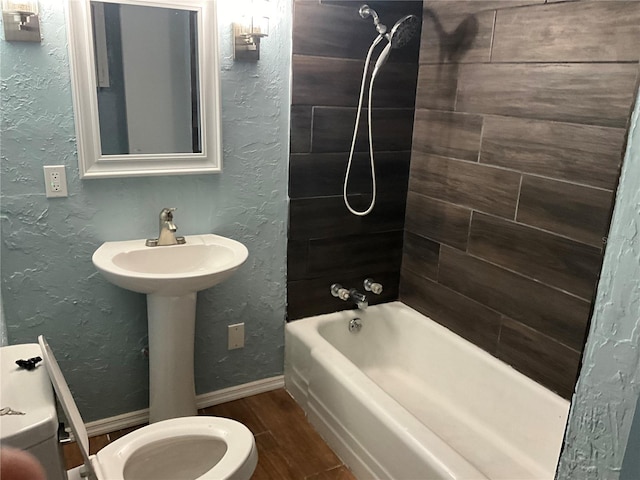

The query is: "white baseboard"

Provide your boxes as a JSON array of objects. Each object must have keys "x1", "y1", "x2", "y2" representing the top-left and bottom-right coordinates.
[{"x1": 83, "y1": 375, "x2": 284, "y2": 437}]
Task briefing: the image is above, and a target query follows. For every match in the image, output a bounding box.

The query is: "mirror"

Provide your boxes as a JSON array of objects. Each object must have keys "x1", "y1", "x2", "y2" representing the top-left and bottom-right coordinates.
[
  {"x1": 67, "y1": 0, "x2": 221, "y2": 178},
  {"x1": 93, "y1": 2, "x2": 201, "y2": 156}
]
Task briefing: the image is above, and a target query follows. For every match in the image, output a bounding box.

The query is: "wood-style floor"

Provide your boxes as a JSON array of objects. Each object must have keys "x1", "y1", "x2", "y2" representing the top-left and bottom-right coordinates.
[{"x1": 63, "y1": 388, "x2": 357, "y2": 479}]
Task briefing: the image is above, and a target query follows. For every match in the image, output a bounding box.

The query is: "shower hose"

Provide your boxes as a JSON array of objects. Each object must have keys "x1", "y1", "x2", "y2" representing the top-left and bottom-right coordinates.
[{"x1": 343, "y1": 34, "x2": 384, "y2": 217}]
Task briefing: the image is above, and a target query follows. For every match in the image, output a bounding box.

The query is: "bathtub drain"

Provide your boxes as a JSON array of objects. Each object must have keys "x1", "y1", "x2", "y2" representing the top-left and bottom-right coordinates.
[{"x1": 349, "y1": 318, "x2": 363, "y2": 333}]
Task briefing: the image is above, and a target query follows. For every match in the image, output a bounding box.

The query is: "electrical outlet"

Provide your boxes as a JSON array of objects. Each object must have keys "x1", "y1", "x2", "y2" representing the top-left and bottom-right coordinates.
[
  {"x1": 228, "y1": 323, "x2": 244, "y2": 350},
  {"x1": 43, "y1": 165, "x2": 68, "y2": 198}
]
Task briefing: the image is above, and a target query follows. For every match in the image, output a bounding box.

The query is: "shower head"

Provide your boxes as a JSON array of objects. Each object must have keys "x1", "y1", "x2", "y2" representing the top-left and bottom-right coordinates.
[
  {"x1": 371, "y1": 14, "x2": 420, "y2": 77},
  {"x1": 387, "y1": 14, "x2": 420, "y2": 49}
]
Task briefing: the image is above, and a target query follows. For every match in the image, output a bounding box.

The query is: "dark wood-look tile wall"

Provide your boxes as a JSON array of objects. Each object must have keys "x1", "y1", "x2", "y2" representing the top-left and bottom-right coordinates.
[
  {"x1": 437, "y1": 246, "x2": 590, "y2": 352},
  {"x1": 415, "y1": 64, "x2": 459, "y2": 110},
  {"x1": 289, "y1": 270, "x2": 401, "y2": 321},
  {"x1": 456, "y1": 63, "x2": 638, "y2": 128},
  {"x1": 311, "y1": 107, "x2": 415, "y2": 153},
  {"x1": 294, "y1": 1, "x2": 422, "y2": 63},
  {"x1": 479, "y1": 115, "x2": 626, "y2": 191},
  {"x1": 491, "y1": 1, "x2": 640, "y2": 63},
  {"x1": 289, "y1": 151, "x2": 411, "y2": 199},
  {"x1": 289, "y1": 194, "x2": 407, "y2": 241},
  {"x1": 497, "y1": 319, "x2": 582, "y2": 398},
  {"x1": 409, "y1": 152, "x2": 521, "y2": 218},
  {"x1": 288, "y1": 1, "x2": 421, "y2": 320},
  {"x1": 405, "y1": 191, "x2": 471, "y2": 250},
  {"x1": 420, "y1": 1, "x2": 546, "y2": 64},
  {"x1": 400, "y1": 269, "x2": 502, "y2": 353},
  {"x1": 292, "y1": 55, "x2": 419, "y2": 108},
  {"x1": 412, "y1": 109, "x2": 483, "y2": 161},
  {"x1": 516, "y1": 176, "x2": 614, "y2": 248},
  {"x1": 401, "y1": 0, "x2": 640, "y2": 398},
  {"x1": 468, "y1": 212, "x2": 603, "y2": 300}
]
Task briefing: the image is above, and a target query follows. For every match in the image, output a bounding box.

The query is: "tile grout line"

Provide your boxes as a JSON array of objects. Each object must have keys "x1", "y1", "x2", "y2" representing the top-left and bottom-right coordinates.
[
  {"x1": 514, "y1": 175, "x2": 524, "y2": 222},
  {"x1": 489, "y1": 10, "x2": 497, "y2": 63},
  {"x1": 465, "y1": 210, "x2": 474, "y2": 254},
  {"x1": 407, "y1": 188, "x2": 606, "y2": 251},
  {"x1": 477, "y1": 115, "x2": 485, "y2": 163},
  {"x1": 411, "y1": 144, "x2": 617, "y2": 193},
  {"x1": 405, "y1": 229, "x2": 595, "y2": 304},
  {"x1": 309, "y1": 105, "x2": 315, "y2": 152}
]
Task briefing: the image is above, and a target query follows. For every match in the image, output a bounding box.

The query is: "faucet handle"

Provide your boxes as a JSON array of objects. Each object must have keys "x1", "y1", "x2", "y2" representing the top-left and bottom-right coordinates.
[
  {"x1": 160, "y1": 207, "x2": 177, "y2": 221},
  {"x1": 331, "y1": 284, "x2": 350, "y2": 301},
  {"x1": 364, "y1": 278, "x2": 383, "y2": 295}
]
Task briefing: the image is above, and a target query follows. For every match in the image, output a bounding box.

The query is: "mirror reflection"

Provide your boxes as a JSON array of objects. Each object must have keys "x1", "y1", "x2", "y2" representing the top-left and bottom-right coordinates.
[{"x1": 90, "y1": 2, "x2": 201, "y2": 155}]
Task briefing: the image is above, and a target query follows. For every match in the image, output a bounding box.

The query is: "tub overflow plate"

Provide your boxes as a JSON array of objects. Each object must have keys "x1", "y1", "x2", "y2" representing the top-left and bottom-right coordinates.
[{"x1": 349, "y1": 318, "x2": 363, "y2": 333}]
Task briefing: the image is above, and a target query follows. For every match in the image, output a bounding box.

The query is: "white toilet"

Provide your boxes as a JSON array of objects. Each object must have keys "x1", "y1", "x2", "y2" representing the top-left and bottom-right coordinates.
[{"x1": 0, "y1": 338, "x2": 258, "y2": 480}]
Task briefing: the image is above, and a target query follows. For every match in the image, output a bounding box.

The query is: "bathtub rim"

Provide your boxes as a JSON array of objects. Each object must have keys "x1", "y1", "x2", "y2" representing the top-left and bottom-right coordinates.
[{"x1": 285, "y1": 301, "x2": 570, "y2": 480}]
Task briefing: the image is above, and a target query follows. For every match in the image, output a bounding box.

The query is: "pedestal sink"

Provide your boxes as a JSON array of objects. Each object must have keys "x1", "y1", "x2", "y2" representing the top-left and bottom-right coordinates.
[{"x1": 92, "y1": 234, "x2": 248, "y2": 423}]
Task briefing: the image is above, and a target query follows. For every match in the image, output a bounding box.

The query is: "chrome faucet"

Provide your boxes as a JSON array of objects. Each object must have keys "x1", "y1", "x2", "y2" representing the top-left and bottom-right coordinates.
[
  {"x1": 331, "y1": 284, "x2": 368, "y2": 310},
  {"x1": 349, "y1": 288, "x2": 368, "y2": 309},
  {"x1": 146, "y1": 208, "x2": 186, "y2": 247}
]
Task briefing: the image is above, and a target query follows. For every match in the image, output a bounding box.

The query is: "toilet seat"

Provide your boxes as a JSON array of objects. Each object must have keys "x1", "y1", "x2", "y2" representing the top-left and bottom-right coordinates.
[
  {"x1": 96, "y1": 416, "x2": 257, "y2": 480},
  {"x1": 37, "y1": 336, "x2": 257, "y2": 480}
]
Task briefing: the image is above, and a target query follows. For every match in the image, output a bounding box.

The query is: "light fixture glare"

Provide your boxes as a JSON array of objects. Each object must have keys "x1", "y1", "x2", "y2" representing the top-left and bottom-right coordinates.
[
  {"x1": 1, "y1": 0, "x2": 41, "y2": 41},
  {"x1": 233, "y1": 0, "x2": 270, "y2": 61}
]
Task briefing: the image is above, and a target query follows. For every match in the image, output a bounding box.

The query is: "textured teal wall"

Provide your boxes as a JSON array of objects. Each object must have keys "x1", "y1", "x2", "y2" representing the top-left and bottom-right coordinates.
[
  {"x1": 0, "y1": 2, "x2": 291, "y2": 422},
  {"x1": 621, "y1": 394, "x2": 640, "y2": 480},
  {"x1": 557, "y1": 88, "x2": 640, "y2": 479}
]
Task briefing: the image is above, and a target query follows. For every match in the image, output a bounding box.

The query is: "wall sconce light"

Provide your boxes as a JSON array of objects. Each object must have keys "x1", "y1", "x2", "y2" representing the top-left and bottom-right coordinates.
[
  {"x1": 1, "y1": 0, "x2": 41, "y2": 42},
  {"x1": 233, "y1": 0, "x2": 269, "y2": 61}
]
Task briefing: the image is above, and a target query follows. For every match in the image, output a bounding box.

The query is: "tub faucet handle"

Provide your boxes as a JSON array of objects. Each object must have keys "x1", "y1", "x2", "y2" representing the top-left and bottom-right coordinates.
[
  {"x1": 331, "y1": 283, "x2": 350, "y2": 301},
  {"x1": 364, "y1": 278, "x2": 383, "y2": 295}
]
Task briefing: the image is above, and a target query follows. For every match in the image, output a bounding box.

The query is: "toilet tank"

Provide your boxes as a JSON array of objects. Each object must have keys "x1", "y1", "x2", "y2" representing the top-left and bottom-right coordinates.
[{"x1": 0, "y1": 343, "x2": 67, "y2": 480}]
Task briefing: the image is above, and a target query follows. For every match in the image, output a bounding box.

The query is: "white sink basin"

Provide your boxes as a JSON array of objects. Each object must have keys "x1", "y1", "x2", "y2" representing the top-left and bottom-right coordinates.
[
  {"x1": 92, "y1": 233, "x2": 248, "y2": 422},
  {"x1": 92, "y1": 234, "x2": 248, "y2": 296}
]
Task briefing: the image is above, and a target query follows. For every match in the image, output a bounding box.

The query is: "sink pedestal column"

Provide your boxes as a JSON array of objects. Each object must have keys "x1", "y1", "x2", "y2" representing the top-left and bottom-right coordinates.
[{"x1": 147, "y1": 293, "x2": 198, "y2": 423}]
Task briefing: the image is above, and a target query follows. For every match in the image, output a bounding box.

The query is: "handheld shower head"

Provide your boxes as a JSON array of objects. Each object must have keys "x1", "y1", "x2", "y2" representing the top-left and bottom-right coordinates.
[
  {"x1": 372, "y1": 43, "x2": 392, "y2": 77},
  {"x1": 388, "y1": 14, "x2": 420, "y2": 49},
  {"x1": 344, "y1": 7, "x2": 421, "y2": 217},
  {"x1": 372, "y1": 14, "x2": 420, "y2": 77}
]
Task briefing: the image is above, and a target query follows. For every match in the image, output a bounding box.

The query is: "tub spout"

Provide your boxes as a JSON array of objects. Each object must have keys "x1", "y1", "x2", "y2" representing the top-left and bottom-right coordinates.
[
  {"x1": 349, "y1": 289, "x2": 368, "y2": 310},
  {"x1": 330, "y1": 284, "x2": 368, "y2": 310}
]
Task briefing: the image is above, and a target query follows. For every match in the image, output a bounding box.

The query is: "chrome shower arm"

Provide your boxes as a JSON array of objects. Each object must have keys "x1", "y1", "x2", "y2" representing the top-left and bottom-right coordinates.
[{"x1": 359, "y1": 4, "x2": 387, "y2": 34}]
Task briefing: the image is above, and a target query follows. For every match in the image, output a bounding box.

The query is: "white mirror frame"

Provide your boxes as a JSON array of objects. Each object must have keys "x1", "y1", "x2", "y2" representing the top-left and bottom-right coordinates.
[{"x1": 67, "y1": 0, "x2": 222, "y2": 179}]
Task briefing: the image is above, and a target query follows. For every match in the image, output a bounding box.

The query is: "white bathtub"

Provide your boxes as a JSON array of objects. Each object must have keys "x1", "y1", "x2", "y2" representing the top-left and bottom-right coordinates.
[{"x1": 284, "y1": 302, "x2": 569, "y2": 480}]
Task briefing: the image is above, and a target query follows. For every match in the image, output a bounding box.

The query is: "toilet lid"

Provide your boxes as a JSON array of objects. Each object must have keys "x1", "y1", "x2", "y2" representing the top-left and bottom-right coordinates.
[{"x1": 38, "y1": 336, "x2": 97, "y2": 480}]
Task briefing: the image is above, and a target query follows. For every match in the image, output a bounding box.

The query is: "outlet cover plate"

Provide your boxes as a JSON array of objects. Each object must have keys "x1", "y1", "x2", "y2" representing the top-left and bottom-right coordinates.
[
  {"x1": 43, "y1": 165, "x2": 68, "y2": 198},
  {"x1": 228, "y1": 323, "x2": 244, "y2": 350}
]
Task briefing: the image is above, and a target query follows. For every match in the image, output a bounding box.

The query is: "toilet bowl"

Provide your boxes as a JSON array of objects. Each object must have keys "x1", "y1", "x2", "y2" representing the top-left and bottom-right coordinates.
[{"x1": 37, "y1": 336, "x2": 258, "y2": 480}]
